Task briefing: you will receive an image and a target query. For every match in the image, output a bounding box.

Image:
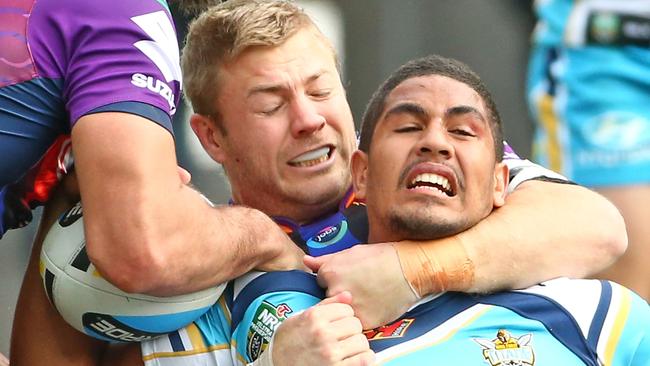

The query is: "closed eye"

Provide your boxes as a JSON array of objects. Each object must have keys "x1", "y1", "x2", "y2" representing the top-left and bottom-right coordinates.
[
  {"x1": 450, "y1": 128, "x2": 475, "y2": 137},
  {"x1": 259, "y1": 103, "x2": 283, "y2": 116},
  {"x1": 309, "y1": 89, "x2": 332, "y2": 99},
  {"x1": 394, "y1": 125, "x2": 422, "y2": 133}
]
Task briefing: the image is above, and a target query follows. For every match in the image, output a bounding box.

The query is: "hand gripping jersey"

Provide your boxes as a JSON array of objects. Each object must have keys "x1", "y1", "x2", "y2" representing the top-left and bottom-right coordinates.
[
  {"x1": 140, "y1": 153, "x2": 585, "y2": 366},
  {"x1": 0, "y1": 0, "x2": 181, "y2": 237}
]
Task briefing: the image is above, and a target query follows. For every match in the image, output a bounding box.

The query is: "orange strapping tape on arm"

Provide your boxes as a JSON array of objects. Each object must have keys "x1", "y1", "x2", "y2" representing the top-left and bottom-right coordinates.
[{"x1": 394, "y1": 237, "x2": 474, "y2": 297}]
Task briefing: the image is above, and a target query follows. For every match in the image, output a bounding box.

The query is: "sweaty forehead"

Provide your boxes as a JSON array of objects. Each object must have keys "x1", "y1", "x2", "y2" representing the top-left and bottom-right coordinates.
[{"x1": 385, "y1": 75, "x2": 484, "y2": 111}]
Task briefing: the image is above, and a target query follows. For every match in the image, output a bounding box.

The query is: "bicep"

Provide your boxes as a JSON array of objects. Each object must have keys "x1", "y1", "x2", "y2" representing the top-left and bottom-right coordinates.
[{"x1": 71, "y1": 111, "x2": 179, "y2": 225}]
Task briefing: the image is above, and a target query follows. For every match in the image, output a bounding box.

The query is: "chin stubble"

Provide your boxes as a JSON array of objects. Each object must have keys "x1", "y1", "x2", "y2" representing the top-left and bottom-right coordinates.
[{"x1": 387, "y1": 210, "x2": 469, "y2": 241}]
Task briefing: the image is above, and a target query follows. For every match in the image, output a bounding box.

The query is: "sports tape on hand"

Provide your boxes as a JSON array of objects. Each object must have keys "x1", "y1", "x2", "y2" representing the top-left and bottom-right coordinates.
[{"x1": 394, "y1": 238, "x2": 474, "y2": 297}]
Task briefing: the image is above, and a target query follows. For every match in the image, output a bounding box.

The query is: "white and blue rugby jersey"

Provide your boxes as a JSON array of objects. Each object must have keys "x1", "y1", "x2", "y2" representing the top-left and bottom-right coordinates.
[{"x1": 143, "y1": 272, "x2": 650, "y2": 365}]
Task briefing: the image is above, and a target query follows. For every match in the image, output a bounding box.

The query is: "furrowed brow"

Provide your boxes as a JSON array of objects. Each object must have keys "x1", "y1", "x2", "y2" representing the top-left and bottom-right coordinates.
[
  {"x1": 384, "y1": 102, "x2": 429, "y2": 120},
  {"x1": 247, "y1": 70, "x2": 328, "y2": 98},
  {"x1": 445, "y1": 105, "x2": 487, "y2": 123},
  {"x1": 305, "y1": 70, "x2": 325, "y2": 84},
  {"x1": 247, "y1": 84, "x2": 283, "y2": 98}
]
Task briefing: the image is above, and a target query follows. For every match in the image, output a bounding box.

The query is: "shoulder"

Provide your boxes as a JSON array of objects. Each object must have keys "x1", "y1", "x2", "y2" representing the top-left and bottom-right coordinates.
[
  {"x1": 230, "y1": 271, "x2": 324, "y2": 330},
  {"x1": 232, "y1": 270, "x2": 324, "y2": 300},
  {"x1": 33, "y1": 0, "x2": 181, "y2": 126},
  {"x1": 519, "y1": 278, "x2": 650, "y2": 364},
  {"x1": 593, "y1": 281, "x2": 650, "y2": 365},
  {"x1": 30, "y1": 0, "x2": 173, "y2": 38}
]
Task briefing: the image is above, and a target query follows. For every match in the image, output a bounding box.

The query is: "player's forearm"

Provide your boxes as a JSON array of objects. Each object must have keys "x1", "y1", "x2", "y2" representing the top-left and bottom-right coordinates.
[
  {"x1": 395, "y1": 180, "x2": 627, "y2": 296},
  {"x1": 461, "y1": 179, "x2": 626, "y2": 292},
  {"x1": 147, "y1": 203, "x2": 288, "y2": 296},
  {"x1": 86, "y1": 183, "x2": 291, "y2": 296},
  {"x1": 72, "y1": 114, "x2": 298, "y2": 295}
]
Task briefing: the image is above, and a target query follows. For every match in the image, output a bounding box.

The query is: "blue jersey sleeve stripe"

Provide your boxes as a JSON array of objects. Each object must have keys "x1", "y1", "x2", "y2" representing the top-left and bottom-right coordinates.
[
  {"x1": 224, "y1": 281, "x2": 235, "y2": 311},
  {"x1": 587, "y1": 280, "x2": 612, "y2": 350},
  {"x1": 479, "y1": 291, "x2": 599, "y2": 366},
  {"x1": 168, "y1": 330, "x2": 185, "y2": 352},
  {"x1": 230, "y1": 271, "x2": 324, "y2": 330},
  {"x1": 87, "y1": 101, "x2": 173, "y2": 135}
]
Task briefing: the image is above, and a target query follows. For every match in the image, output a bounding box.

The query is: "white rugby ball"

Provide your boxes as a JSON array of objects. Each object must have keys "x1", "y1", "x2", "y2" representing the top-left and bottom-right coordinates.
[{"x1": 40, "y1": 202, "x2": 225, "y2": 342}]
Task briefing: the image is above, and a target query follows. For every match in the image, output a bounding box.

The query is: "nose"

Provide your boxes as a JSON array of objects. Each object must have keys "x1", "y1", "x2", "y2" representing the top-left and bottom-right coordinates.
[
  {"x1": 415, "y1": 124, "x2": 453, "y2": 159},
  {"x1": 289, "y1": 95, "x2": 326, "y2": 138}
]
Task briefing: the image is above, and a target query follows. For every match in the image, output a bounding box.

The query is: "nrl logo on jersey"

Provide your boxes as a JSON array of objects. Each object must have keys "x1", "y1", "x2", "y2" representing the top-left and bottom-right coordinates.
[
  {"x1": 130, "y1": 11, "x2": 181, "y2": 115},
  {"x1": 247, "y1": 301, "x2": 293, "y2": 361},
  {"x1": 474, "y1": 329, "x2": 535, "y2": 366}
]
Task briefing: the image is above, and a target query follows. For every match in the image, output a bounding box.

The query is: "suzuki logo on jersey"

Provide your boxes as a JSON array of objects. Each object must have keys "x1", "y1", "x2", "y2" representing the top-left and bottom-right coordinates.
[
  {"x1": 307, "y1": 221, "x2": 348, "y2": 249},
  {"x1": 131, "y1": 73, "x2": 175, "y2": 112},
  {"x1": 364, "y1": 318, "x2": 414, "y2": 340},
  {"x1": 247, "y1": 301, "x2": 293, "y2": 361},
  {"x1": 474, "y1": 329, "x2": 535, "y2": 366},
  {"x1": 130, "y1": 11, "x2": 181, "y2": 114}
]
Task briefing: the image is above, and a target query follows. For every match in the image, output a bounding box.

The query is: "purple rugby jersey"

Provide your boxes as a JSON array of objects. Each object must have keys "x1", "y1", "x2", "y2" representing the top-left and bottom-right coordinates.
[{"x1": 0, "y1": 0, "x2": 182, "y2": 236}]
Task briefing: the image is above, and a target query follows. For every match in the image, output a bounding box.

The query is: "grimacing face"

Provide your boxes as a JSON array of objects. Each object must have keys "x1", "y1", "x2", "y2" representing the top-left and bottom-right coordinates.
[
  {"x1": 352, "y1": 75, "x2": 508, "y2": 243},
  {"x1": 192, "y1": 27, "x2": 357, "y2": 223}
]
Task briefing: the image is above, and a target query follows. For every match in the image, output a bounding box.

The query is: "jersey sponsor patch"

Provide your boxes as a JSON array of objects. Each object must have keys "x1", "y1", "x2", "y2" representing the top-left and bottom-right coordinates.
[
  {"x1": 588, "y1": 11, "x2": 650, "y2": 46},
  {"x1": 306, "y1": 220, "x2": 348, "y2": 249},
  {"x1": 247, "y1": 301, "x2": 293, "y2": 360},
  {"x1": 581, "y1": 112, "x2": 650, "y2": 151},
  {"x1": 130, "y1": 11, "x2": 181, "y2": 114},
  {"x1": 364, "y1": 318, "x2": 414, "y2": 340},
  {"x1": 474, "y1": 329, "x2": 535, "y2": 366}
]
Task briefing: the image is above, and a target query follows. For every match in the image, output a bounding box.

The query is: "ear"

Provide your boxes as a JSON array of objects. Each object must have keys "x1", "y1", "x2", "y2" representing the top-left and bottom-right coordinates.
[
  {"x1": 350, "y1": 150, "x2": 369, "y2": 200},
  {"x1": 190, "y1": 114, "x2": 227, "y2": 164},
  {"x1": 492, "y1": 162, "x2": 509, "y2": 208}
]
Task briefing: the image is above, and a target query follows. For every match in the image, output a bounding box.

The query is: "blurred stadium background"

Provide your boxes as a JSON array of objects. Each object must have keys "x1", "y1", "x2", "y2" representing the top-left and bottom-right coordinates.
[{"x1": 0, "y1": 0, "x2": 535, "y2": 355}]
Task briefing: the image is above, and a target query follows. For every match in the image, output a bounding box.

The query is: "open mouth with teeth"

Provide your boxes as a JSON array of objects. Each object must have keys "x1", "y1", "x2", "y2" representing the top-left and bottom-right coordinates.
[
  {"x1": 288, "y1": 146, "x2": 333, "y2": 168},
  {"x1": 407, "y1": 173, "x2": 455, "y2": 197}
]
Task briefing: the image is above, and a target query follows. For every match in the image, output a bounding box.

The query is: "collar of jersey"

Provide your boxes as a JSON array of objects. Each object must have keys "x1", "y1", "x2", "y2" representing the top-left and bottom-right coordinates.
[
  {"x1": 228, "y1": 186, "x2": 360, "y2": 236},
  {"x1": 277, "y1": 187, "x2": 360, "y2": 236}
]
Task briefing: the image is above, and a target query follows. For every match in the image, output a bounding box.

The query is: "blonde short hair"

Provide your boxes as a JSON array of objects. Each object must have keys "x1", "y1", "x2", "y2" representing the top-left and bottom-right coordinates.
[{"x1": 181, "y1": 0, "x2": 335, "y2": 119}]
